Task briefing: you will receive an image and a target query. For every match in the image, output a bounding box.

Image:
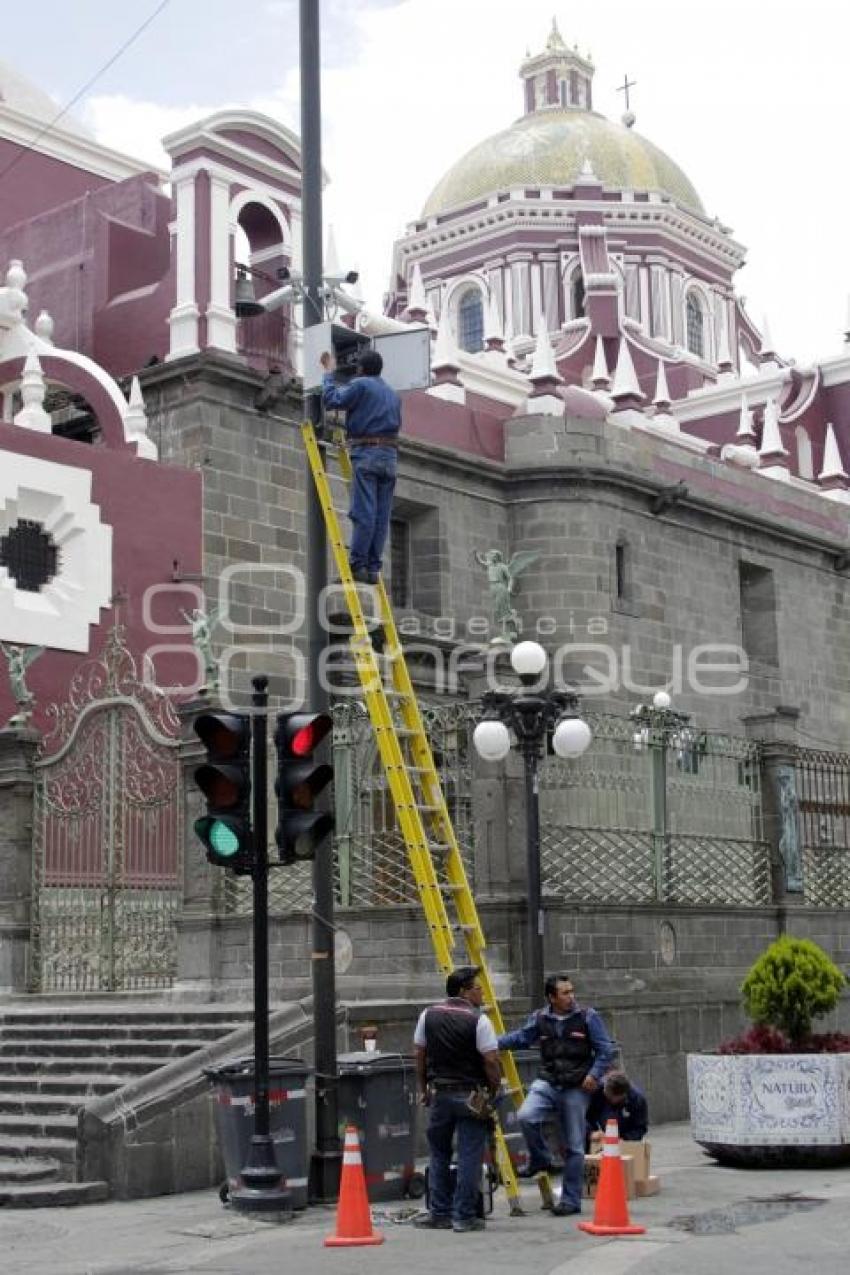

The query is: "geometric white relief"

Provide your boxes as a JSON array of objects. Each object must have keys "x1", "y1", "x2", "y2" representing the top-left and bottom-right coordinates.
[{"x1": 0, "y1": 454, "x2": 112, "y2": 652}]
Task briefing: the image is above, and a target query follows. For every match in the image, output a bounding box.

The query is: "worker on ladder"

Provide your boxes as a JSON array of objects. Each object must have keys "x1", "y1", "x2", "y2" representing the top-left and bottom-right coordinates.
[{"x1": 320, "y1": 348, "x2": 401, "y2": 584}]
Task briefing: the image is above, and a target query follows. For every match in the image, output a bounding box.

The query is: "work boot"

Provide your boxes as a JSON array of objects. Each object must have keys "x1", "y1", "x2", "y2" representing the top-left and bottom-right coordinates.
[
  {"x1": 551, "y1": 1201, "x2": 581, "y2": 1216},
  {"x1": 516, "y1": 1159, "x2": 554, "y2": 1179},
  {"x1": 412, "y1": 1212, "x2": 452, "y2": 1229},
  {"x1": 452, "y1": 1217, "x2": 485, "y2": 1232}
]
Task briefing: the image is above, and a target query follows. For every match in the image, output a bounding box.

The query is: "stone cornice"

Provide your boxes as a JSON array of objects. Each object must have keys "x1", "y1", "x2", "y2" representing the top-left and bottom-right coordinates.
[
  {"x1": 0, "y1": 103, "x2": 166, "y2": 184},
  {"x1": 396, "y1": 194, "x2": 744, "y2": 278},
  {"x1": 671, "y1": 367, "x2": 792, "y2": 423}
]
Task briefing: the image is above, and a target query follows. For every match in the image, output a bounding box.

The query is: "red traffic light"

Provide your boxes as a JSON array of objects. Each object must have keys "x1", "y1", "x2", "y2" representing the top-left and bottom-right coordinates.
[{"x1": 275, "y1": 712, "x2": 332, "y2": 758}]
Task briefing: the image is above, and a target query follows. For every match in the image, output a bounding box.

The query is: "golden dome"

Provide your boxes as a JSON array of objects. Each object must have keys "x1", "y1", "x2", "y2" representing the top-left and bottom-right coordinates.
[{"x1": 422, "y1": 109, "x2": 703, "y2": 218}]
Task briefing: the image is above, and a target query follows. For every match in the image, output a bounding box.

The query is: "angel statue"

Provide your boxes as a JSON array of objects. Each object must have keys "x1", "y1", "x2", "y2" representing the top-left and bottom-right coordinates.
[
  {"x1": 473, "y1": 548, "x2": 540, "y2": 644},
  {"x1": 1, "y1": 642, "x2": 45, "y2": 725},
  {"x1": 180, "y1": 605, "x2": 222, "y2": 693}
]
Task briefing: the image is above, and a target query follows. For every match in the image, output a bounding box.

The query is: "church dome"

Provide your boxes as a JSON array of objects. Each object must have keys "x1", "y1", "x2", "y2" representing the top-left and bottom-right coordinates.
[
  {"x1": 422, "y1": 108, "x2": 703, "y2": 218},
  {"x1": 0, "y1": 59, "x2": 90, "y2": 136}
]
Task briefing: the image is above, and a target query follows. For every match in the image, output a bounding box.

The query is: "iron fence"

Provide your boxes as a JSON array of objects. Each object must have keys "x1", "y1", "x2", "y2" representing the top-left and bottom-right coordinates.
[{"x1": 795, "y1": 746, "x2": 850, "y2": 906}]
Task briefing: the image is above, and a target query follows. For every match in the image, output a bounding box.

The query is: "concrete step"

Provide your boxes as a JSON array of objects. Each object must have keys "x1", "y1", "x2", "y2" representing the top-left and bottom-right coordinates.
[
  {"x1": 0, "y1": 1179, "x2": 109, "y2": 1206},
  {"x1": 0, "y1": 1021, "x2": 243, "y2": 1042},
  {"x1": 0, "y1": 1073, "x2": 131, "y2": 1097},
  {"x1": 0, "y1": 1054, "x2": 154, "y2": 1077},
  {"x1": 0, "y1": 1008, "x2": 251, "y2": 1027},
  {"x1": 0, "y1": 1037, "x2": 205, "y2": 1059},
  {"x1": 0, "y1": 1092, "x2": 106, "y2": 1116},
  {"x1": 0, "y1": 1113, "x2": 79, "y2": 1139},
  {"x1": 0, "y1": 1135, "x2": 78, "y2": 1165},
  {"x1": 0, "y1": 1155, "x2": 62, "y2": 1184}
]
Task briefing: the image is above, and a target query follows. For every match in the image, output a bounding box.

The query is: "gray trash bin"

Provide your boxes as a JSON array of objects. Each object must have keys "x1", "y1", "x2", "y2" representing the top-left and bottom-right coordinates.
[
  {"x1": 337, "y1": 1050, "x2": 422, "y2": 1201},
  {"x1": 204, "y1": 1055, "x2": 310, "y2": 1208}
]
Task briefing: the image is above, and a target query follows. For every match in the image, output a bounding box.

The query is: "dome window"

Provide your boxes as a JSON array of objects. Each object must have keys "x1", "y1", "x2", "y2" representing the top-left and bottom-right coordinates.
[
  {"x1": 686, "y1": 292, "x2": 705, "y2": 358},
  {"x1": 457, "y1": 289, "x2": 484, "y2": 353}
]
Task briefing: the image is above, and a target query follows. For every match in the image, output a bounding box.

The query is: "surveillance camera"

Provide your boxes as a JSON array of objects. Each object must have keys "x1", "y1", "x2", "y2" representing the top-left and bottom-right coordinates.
[{"x1": 323, "y1": 270, "x2": 359, "y2": 287}]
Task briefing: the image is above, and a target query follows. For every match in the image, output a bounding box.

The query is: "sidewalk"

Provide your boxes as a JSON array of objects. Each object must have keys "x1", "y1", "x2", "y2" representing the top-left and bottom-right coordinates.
[{"x1": 3, "y1": 1122, "x2": 850, "y2": 1275}]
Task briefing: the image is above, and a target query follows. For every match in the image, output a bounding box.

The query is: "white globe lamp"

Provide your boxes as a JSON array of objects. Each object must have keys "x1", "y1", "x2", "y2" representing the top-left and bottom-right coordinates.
[
  {"x1": 552, "y1": 715, "x2": 593, "y2": 759},
  {"x1": 510, "y1": 641, "x2": 547, "y2": 678},
  {"x1": 652, "y1": 690, "x2": 672, "y2": 710},
  {"x1": 473, "y1": 719, "x2": 511, "y2": 762}
]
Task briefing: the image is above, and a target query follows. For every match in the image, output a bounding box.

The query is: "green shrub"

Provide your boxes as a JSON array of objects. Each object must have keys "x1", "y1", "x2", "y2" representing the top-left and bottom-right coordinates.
[{"x1": 741, "y1": 937, "x2": 846, "y2": 1046}]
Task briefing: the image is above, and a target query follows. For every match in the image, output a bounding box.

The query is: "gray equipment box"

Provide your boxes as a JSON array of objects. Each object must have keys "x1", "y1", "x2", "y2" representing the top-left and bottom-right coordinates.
[
  {"x1": 337, "y1": 1050, "x2": 422, "y2": 1200},
  {"x1": 204, "y1": 1055, "x2": 310, "y2": 1208}
]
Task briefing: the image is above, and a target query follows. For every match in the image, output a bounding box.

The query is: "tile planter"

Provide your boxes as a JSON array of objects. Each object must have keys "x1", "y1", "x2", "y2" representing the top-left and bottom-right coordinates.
[{"x1": 687, "y1": 1053, "x2": 850, "y2": 1167}]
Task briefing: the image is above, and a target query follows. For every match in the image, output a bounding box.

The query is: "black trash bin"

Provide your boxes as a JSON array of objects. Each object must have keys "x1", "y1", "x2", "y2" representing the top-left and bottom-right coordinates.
[
  {"x1": 337, "y1": 1050, "x2": 422, "y2": 1201},
  {"x1": 204, "y1": 1055, "x2": 310, "y2": 1208}
]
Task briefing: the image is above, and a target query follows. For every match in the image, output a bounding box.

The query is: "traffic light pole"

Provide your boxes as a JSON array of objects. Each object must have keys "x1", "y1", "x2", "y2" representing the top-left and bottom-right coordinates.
[
  {"x1": 300, "y1": 0, "x2": 342, "y2": 1204},
  {"x1": 230, "y1": 675, "x2": 291, "y2": 1214}
]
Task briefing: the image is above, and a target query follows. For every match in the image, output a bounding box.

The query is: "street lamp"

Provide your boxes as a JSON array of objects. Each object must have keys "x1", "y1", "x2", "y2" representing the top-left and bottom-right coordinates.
[{"x1": 473, "y1": 641, "x2": 592, "y2": 1000}]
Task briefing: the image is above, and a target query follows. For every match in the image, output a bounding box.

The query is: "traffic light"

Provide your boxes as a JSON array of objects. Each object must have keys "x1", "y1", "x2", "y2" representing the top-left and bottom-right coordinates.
[
  {"x1": 274, "y1": 712, "x2": 334, "y2": 865},
  {"x1": 193, "y1": 712, "x2": 254, "y2": 874}
]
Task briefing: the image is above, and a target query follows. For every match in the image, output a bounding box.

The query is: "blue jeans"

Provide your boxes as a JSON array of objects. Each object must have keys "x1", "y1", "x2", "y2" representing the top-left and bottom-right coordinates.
[
  {"x1": 348, "y1": 446, "x2": 397, "y2": 574},
  {"x1": 426, "y1": 1092, "x2": 488, "y2": 1222},
  {"x1": 518, "y1": 1080, "x2": 590, "y2": 1209}
]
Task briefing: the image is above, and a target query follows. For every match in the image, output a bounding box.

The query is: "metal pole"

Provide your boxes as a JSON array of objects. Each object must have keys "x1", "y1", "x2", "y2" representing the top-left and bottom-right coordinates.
[
  {"x1": 230, "y1": 675, "x2": 291, "y2": 1213},
  {"x1": 300, "y1": 0, "x2": 341, "y2": 1203},
  {"x1": 650, "y1": 736, "x2": 668, "y2": 901},
  {"x1": 522, "y1": 738, "x2": 544, "y2": 1003}
]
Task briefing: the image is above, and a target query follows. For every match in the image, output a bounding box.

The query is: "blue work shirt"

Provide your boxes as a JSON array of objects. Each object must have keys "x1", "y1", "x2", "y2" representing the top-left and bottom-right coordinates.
[
  {"x1": 586, "y1": 1083, "x2": 648, "y2": 1141},
  {"x1": 321, "y1": 372, "x2": 401, "y2": 440},
  {"x1": 498, "y1": 1004, "x2": 615, "y2": 1085}
]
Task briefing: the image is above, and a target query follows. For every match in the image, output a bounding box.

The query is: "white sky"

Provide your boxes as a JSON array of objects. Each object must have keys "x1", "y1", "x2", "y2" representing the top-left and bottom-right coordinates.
[{"x1": 8, "y1": 0, "x2": 850, "y2": 363}]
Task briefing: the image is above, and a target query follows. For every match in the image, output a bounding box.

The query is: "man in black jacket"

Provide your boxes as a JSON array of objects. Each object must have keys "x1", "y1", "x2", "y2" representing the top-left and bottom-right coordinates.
[
  {"x1": 413, "y1": 966, "x2": 502, "y2": 1233},
  {"x1": 498, "y1": 972, "x2": 615, "y2": 1216},
  {"x1": 586, "y1": 1070, "x2": 649, "y2": 1143}
]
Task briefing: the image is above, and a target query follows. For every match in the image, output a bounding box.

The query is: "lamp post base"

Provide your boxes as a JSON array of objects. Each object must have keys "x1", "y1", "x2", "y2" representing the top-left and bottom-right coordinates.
[{"x1": 230, "y1": 1135, "x2": 293, "y2": 1215}]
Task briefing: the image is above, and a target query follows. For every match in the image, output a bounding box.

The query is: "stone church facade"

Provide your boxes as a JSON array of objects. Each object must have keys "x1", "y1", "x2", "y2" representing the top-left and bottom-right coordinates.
[{"x1": 0, "y1": 22, "x2": 848, "y2": 1121}]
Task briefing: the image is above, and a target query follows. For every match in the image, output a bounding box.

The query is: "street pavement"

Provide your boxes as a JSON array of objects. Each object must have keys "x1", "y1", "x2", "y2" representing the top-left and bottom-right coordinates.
[{"x1": 3, "y1": 1122, "x2": 850, "y2": 1275}]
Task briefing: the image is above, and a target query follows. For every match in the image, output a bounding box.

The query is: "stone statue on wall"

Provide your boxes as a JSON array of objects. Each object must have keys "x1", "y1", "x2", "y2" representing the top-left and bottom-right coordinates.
[
  {"x1": 473, "y1": 548, "x2": 540, "y2": 643},
  {"x1": 776, "y1": 764, "x2": 803, "y2": 893},
  {"x1": 1, "y1": 642, "x2": 45, "y2": 725},
  {"x1": 180, "y1": 606, "x2": 222, "y2": 694}
]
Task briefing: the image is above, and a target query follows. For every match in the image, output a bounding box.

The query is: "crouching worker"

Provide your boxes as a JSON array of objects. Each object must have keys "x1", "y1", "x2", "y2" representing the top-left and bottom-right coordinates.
[
  {"x1": 413, "y1": 966, "x2": 502, "y2": 1233},
  {"x1": 586, "y1": 1070, "x2": 648, "y2": 1146}
]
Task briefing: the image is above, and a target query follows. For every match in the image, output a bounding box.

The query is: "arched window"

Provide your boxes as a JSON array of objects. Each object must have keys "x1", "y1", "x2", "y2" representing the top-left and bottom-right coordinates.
[
  {"x1": 686, "y1": 293, "x2": 705, "y2": 358},
  {"x1": 571, "y1": 272, "x2": 586, "y2": 319},
  {"x1": 457, "y1": 289, "x2": 484, "y2": 353}
]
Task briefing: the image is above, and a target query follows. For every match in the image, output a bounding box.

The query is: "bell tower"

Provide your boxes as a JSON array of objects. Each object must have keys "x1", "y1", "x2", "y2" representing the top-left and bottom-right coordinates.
[{"x1": 519, "y1": 18, "x2": 595, "y2": 115}]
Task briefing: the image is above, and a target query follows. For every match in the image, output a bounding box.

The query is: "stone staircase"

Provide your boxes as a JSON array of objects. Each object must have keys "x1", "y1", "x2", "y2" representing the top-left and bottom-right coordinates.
[{"x1": 0, "y1": 1005, "x2": 253, "y2": 1206}]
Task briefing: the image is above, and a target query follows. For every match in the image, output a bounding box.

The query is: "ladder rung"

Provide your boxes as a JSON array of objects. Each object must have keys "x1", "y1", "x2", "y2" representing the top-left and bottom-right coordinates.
[
  {"x1": 416, "y1": 803, "x2": 442, "y2": 814},
  {"x1": 439, "y1": 882, "x2": 466, "y2": 892},
  {"x1": 428, "y1": 843, "x2": 451, "y2": 854}
]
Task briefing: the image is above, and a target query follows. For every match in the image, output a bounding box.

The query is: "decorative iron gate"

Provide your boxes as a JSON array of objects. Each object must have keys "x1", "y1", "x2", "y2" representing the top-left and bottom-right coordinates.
[{"x1": 31, "y1": 628, "x2": 183, "y2": 992}]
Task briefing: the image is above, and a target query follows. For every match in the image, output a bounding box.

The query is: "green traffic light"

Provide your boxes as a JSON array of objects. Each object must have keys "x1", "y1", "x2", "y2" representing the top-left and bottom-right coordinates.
[
  {"x1": 194, "y1": 815, "x2": 242, "y2": 860},
  {"x1": 209, "y1": 820, "x2": 240, "y2": 858}
]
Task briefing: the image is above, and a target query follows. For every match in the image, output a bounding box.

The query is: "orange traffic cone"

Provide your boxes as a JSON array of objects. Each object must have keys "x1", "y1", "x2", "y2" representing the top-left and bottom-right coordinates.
[
  {"x1": 324, "y1": 1126, "x2": 385, "y2": 1248},
  {"x1": 578, "y1": 1120, "x2": 646, "y2": 1237}
]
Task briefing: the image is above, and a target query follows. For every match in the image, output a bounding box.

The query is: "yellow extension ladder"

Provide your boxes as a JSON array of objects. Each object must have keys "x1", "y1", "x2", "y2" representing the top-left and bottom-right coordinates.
[{"x1": 303, "y1": 420, "x2": 554, "y2": 1215}]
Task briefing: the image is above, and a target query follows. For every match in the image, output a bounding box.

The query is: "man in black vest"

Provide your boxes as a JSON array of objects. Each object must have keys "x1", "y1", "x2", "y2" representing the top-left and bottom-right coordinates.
[
  {"x1": 498, "y1": 972, "x2": 615, "y2": 1216},
  {"x1": 413, "y1": 966, "x2": 502, "y2": 1232}
]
